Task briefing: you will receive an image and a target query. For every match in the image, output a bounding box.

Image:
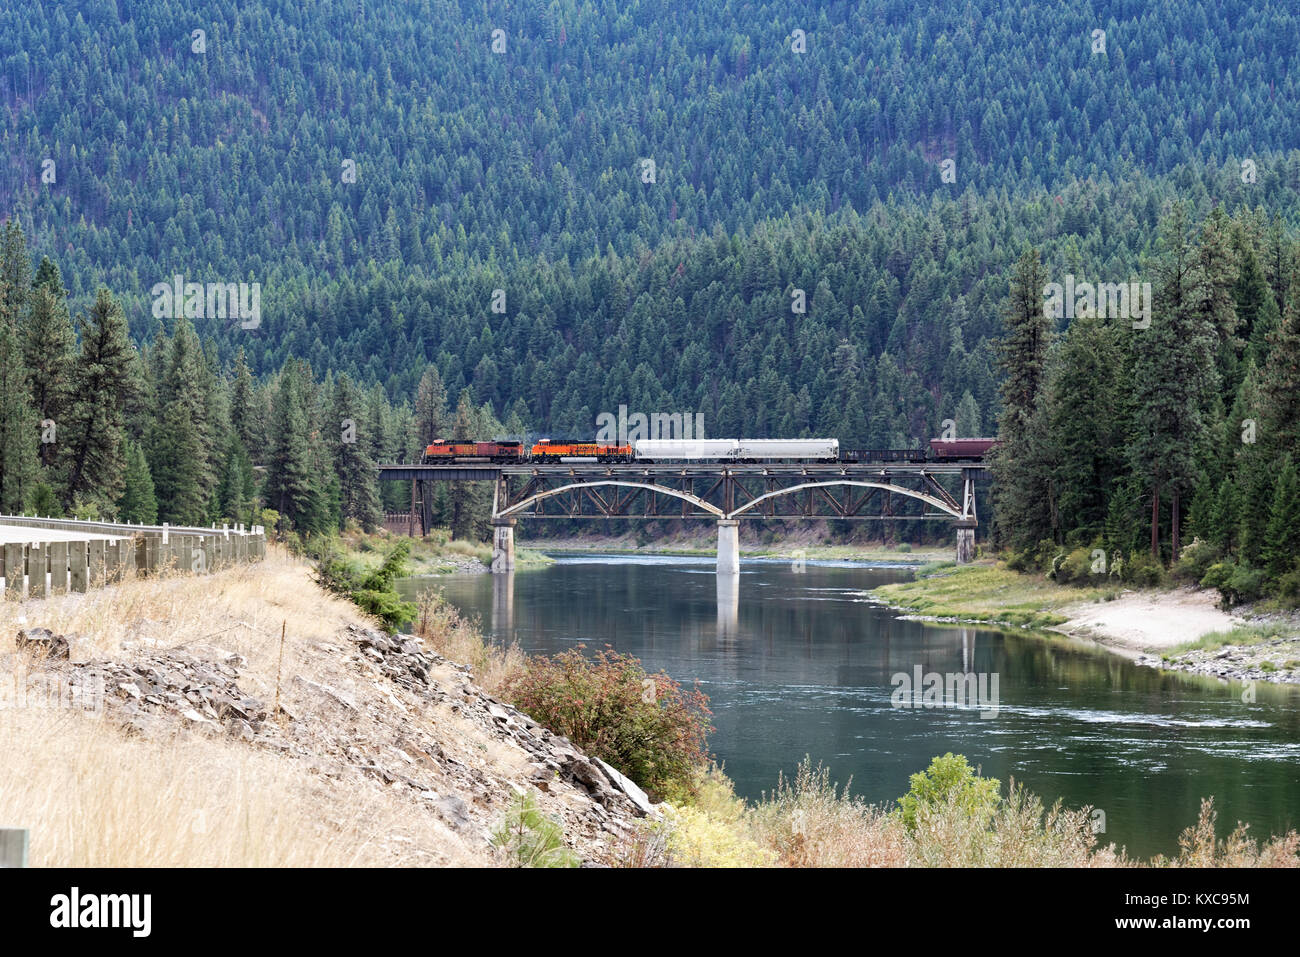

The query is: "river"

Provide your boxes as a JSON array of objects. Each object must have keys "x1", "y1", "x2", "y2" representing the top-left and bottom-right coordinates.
[{"x1": 399, "y1": 554, "x2": 1300, "y2": 859}]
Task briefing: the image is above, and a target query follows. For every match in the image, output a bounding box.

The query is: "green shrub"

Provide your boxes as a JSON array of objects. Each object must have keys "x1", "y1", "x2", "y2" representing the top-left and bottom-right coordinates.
[
  {"x1": 1172, "y1": 539, "x2": 1221, "y2": 584},
  {"x1": 313, "y1": 539, "x2": 418, "y2": 631},
  {"x1": 1123, "y1": 550, "x2": 1166, "y2": 587},
  {"x1": 1273, "y1": 563, "x2": 1300, "y2": 606},
  {"x1": 897, "y1": 753, "x2": 1001, "y2": 834},
  {"x1": 491, "y1": 792, "x2": 580, "y2": 867},
  {"x1": 895, "y1": 542, "x2": 912, "y2": 553},
  {"x1": 25, "y1": 482, "x2": 63, "y2": 518},
  {"x1": 1201, "y1": 560, "x2": 1265, "y2": 608},
  {"x1": 1052, "y1": 545, "x2": 1107, "y2": 585},
  {"x1": 504, "y1": 645, "x2": 713, "y2": 803},
  {"x1": 1007, "y1": 539, "x2": 1061, "y2": 573}
]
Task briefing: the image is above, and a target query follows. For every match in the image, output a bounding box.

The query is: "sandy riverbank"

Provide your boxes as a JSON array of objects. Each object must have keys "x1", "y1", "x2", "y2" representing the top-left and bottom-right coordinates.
[
  {"x1": 1053, "y1": 587, "x2": 1248, "y2": 658},
  {"x1": 867, "y1": 562, "x2": 1300, "y2": 683}
]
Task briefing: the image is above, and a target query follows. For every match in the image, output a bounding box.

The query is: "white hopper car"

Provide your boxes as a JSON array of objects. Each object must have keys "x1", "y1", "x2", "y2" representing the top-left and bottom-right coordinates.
[{"x1": 633, "y1": 438, "x2": 839, "y2": 462}]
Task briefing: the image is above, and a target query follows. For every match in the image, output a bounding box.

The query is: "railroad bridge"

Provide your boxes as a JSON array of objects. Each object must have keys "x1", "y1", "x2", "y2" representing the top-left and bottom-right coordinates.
[{"x1": 377, "y1": 459, "x2": 987, "y2": 573}]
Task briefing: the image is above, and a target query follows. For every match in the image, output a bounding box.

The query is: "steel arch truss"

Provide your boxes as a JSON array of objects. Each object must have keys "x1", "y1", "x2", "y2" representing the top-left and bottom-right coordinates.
[{"x1": 491, "y1": 468, "x2": 977, "y2": 522}]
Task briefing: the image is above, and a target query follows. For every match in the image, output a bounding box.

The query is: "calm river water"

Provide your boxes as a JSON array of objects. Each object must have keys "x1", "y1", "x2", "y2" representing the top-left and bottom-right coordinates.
[{"x1": 399, "y1": 554, "x2": 1300, "y2": 858}]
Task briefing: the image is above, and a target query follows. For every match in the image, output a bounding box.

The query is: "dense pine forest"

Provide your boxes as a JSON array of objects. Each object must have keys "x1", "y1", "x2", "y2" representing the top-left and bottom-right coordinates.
[{"x1": 1, "y1": 1, "x2": 1300, "y2": 601}]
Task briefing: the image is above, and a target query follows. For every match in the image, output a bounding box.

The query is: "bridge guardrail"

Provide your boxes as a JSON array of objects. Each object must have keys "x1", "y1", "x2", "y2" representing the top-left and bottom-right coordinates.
[{"x1": 0, "y1": 516, "x2": 266, "y2": 600}]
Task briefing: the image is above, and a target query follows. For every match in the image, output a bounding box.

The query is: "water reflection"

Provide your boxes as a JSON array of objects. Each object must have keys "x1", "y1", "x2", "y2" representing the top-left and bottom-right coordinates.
[
  {"x1": 716, "y1": 572, "x2": 739, "y2": 643},
  {"x1": 491, "y1": 570, "x2": 514, "y2": 637}
]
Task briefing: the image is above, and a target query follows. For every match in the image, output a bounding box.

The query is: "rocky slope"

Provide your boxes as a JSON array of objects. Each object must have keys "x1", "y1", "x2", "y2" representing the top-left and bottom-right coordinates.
[{"x1": 11, "y1": 579, "x2": 656, "y2": 866}]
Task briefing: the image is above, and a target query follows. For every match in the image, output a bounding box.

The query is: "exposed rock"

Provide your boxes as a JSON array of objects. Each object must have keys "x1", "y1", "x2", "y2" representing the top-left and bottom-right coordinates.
[
  {"x1": 434, "y1": 795, "x2": 471, "y2": 831},
  {"x1": 594, "y1": 757, "x2": 655, "y2": 816},
  {"x1": 16, "y1": 627, "x2": 77, "y2": 659},
  {"x1": 293, "y1": 675, "x2": 359, "y2": 712}
]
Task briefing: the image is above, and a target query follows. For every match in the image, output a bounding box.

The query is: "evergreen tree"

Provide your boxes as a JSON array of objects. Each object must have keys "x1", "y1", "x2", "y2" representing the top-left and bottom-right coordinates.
[
  {"x1": 0, "y1": 219, "x2": 30, "y2": 326},
  {"x1": 1257, "y1": 266, "x2": 1300, "y2": 458},
  {"x1": 1128, "y1": 203, "x2": 1220, "y2": 560},
  {"x1": 0, "y1": 317, "x2": 36, "y2": 513},
  {"x1": 59, "y1": 289, "x2": 137, "y2": 512},
  {"x1": 413, "y1": 365, "x2": 449, "y2": 449},
  {"x1": 1045, "y1": 312, "x2": 1125, "y2": 539},
  {"x1": 118, "y1": 440, "x2": 159, "y2": 525},
  {"x1": 230, "y1": 347, "x2": 260, "y2": 454},
  {"x1": 953, "y1": 390, "x2": 982, "y2": 436},
  {"x1": 992, "y1": 246, "x2": 1054, "y2": 551},
  {"x1": 148, "y1": 319, "x2": 215, "y2": 525},
  {"x1": 0, "y1": 219, "x2": 36, "y2": 512},
  {"x1": 263, "y1": 361, "x2": 327, "y2": 534},
  {"x1": 215, "y1": 437, "x2": 256, "y2": 525},
  {"x1": 332, "y1": 373, "x2": 383, "y2": 530},
  {"x1": 149, "y1": 400, "x2": 207, "y2": 525},
  {"x1": 23, "y1": 260, "x2": 75, "y2": 468},
  {"x1": 1262, "y1": 456, "x2": 1300, "y2": 581}
]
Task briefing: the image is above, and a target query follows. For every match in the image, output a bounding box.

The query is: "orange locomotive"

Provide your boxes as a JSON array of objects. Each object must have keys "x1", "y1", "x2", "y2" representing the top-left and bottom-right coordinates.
[
  {"x1": 422, "y1": 439, "x2": 524, "y2": 463},
  {"x1": 421, "y1": 439, "x2": 634, "y2": 463},
  {"x1": 529, "y1": 439, "x2": 634, "y2": 463}
]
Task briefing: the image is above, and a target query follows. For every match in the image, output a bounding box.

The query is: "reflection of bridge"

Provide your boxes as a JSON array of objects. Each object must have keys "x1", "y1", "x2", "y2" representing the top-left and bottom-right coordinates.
[{"x1": 376, "y1": 461, "x2": 987, "y2": 573}]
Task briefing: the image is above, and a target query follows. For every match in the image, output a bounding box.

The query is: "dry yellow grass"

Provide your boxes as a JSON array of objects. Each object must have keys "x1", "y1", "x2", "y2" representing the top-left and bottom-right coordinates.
[
  {"x1": 412, "y1": 587, "x2": 525, "y2": 693},
  {"x1": 0, "y1": 709, "x2": 396, "y2": 867},
  {"x1": 653, "y1": 760, "x2": 1299, "y2": 868},
  {"x1": 0, "y1": 548, "x2": 488, "y2": 867},
  {"x1": 2, "y1": 548, "x2": 354, "y2": 677}
]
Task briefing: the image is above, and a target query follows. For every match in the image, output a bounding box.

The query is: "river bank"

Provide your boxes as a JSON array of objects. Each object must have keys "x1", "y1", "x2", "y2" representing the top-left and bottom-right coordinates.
[
  {"x1": 348, "y1": 528, "x2": 553, "y2": 575},
  {"x1": 869, "y1": 561, "x2": 1300, "y2": 684},
  {"x1": 524, "y1": 531, "x2": 949, "y2": 565}
]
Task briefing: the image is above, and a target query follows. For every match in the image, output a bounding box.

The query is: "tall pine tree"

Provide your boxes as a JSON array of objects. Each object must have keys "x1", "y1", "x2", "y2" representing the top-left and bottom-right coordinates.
[{"x1": 992, "y1": 246, "x2": 1054, "y2": 552}]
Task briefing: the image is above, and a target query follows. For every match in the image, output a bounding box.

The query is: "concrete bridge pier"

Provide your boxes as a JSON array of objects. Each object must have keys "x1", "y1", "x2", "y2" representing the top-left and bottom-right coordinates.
[
  {"x1": 490, "y1": 517, "x2": 516, "y2": 573},
  {"x1": 956, "y1": 520, "x2": 977, "y2": 564},
  {"x1": 716, "y1": 519, "x2": 740, "y2": 575}
]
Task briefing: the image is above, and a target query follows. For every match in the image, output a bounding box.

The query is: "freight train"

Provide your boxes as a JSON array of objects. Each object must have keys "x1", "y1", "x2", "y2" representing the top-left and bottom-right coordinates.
[{"x1": 422, "y1": 437, "x2": 996, "y2": 464}]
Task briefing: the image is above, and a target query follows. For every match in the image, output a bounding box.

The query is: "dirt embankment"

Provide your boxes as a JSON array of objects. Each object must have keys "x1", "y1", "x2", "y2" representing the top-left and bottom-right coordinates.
[{"x1": 0, "y1": 553, "x2": 652, "y2": 866}]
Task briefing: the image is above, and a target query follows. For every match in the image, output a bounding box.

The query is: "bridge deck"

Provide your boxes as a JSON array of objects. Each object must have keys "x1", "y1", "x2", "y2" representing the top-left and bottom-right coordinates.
[{"x1": 378, "y1": 462, "x2": 987, "y2": 480}]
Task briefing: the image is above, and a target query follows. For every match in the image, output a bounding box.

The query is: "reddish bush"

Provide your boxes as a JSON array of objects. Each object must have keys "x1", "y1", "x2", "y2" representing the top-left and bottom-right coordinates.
[{"x1": 505, "y1": 645, "x2": 712, "y2": 803}]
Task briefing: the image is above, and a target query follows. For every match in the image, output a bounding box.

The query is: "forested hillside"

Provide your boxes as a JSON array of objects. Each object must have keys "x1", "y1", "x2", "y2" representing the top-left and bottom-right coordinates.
[
  {"x1": 1, "y1": 0, "x2": 1300, "y2": 596},
  {"x1": 3, "y1": 1, "x2": 1300, "y2": 422}
]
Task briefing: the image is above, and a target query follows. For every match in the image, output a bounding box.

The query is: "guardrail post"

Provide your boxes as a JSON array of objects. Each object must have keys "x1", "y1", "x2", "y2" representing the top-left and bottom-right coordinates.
[
  {"x1": 27, "y1": 543, "x2": 46, "y2": 598},
  {"x1": 3, "y1": 544, "x2": 23, "y2": 599},
  {"x1": 87, "y1": 539, "x2": 105, "y2": 588},
  {"x1": 105, "y1": 539, "x2": 122, "y2": 583},
  {"x1": 48, "y1": 541, "x2": 68, "y2": 594},
  {"x1": 70, "y1": 540, "x2": 88, "y2": 592},
  {"x1": 0, "y1": 828, "x2": 29, "y2": 868}
]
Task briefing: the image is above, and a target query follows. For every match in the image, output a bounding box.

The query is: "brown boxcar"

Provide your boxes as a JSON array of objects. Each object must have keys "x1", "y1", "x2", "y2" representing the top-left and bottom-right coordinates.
[{"x1": 928, "y1": 438, "x2": 998, "y2": 461}]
